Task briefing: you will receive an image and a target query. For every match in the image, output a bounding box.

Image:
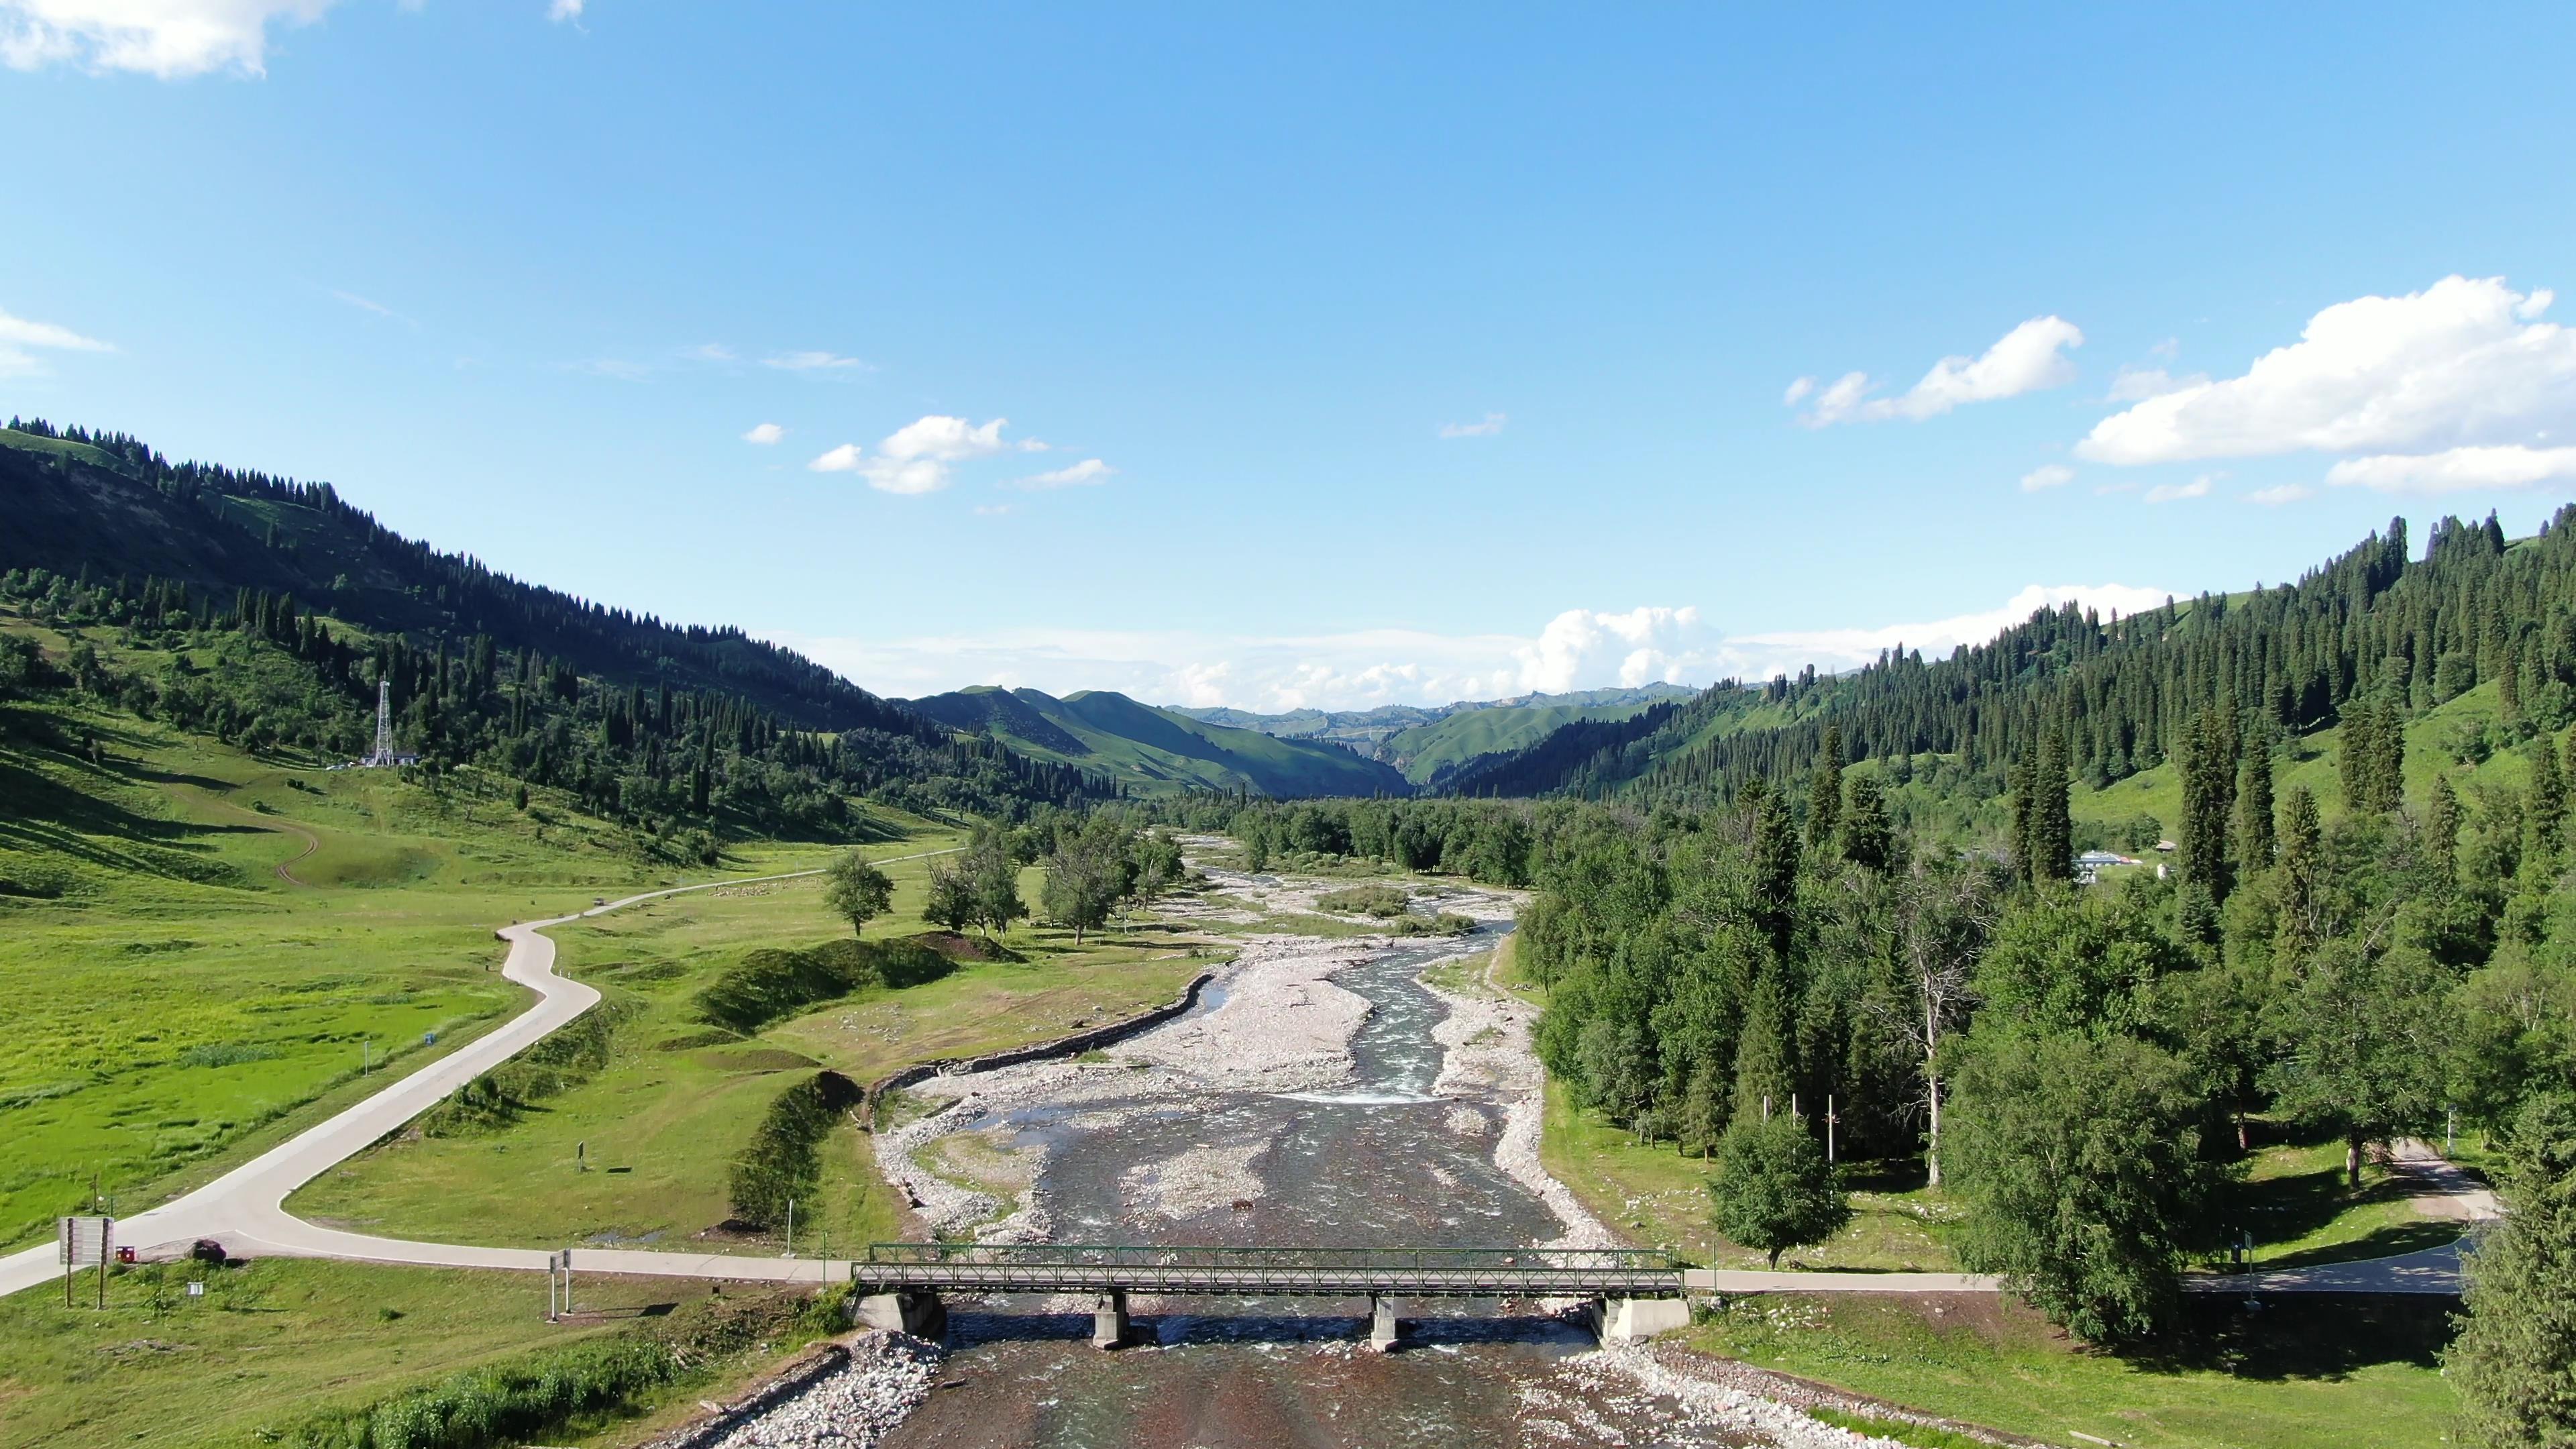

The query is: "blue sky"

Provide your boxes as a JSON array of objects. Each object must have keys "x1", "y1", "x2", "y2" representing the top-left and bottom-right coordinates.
[{"x1": 6, "y1": 4, "x2": 2575, "y2": 710}]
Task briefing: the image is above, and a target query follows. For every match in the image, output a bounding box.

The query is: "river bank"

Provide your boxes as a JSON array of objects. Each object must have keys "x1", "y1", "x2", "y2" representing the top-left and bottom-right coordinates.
[{"x1": 757, "y1": 859, "x2": 1907, "y2": 1448}]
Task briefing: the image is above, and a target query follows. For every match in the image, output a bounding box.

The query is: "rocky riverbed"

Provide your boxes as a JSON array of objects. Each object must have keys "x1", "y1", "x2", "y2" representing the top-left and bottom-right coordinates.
[{"x1": 729, "y1": 861, "x2": 1909, "y2": 1448}]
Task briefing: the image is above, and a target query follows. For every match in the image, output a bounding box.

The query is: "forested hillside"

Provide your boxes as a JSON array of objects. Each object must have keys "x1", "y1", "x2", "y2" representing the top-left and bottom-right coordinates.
[
  {"x1": 1458, "y1": 513, "x2": 2576, "y2": 820},
  {"x1": 1180, "y1": 685, "x2": 1691, "y2": 787},
  {"x1": 0, "y1": 420, "x2": 1110, "y2": 845},
  {"x1": 906, "y1": 684, "x2": 1409, "y2": 798}
]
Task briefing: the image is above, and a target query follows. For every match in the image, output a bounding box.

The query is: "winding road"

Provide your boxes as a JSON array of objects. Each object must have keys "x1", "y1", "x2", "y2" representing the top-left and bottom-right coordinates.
[
  {"x1": 0, "y1": 854, "x2": 959, "y2": 1301},
  {"x1": 0, "y1": 857, "x2": 2493, "y2": 1303}
]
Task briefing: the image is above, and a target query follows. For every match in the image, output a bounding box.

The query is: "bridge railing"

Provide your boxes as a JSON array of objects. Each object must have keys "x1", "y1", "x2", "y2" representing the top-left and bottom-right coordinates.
[{"x1": 850, "y1": 1242, "x2": 1682, "y2": 1297}]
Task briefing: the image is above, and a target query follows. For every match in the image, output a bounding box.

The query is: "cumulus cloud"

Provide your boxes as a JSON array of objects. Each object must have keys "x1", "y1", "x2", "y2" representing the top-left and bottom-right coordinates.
[
  {"x1": 1792, "y1": 315, "x2": 2084, "y2": 427},
  {"x1": 771, "y1": 584, "x2": 2174, "y2": 713},
  {"x1": 808, "y1": 415, "x2": 1034, "y2": 494},
  {"x1": 2078, "y1": 276, "x2": 2576, "y2": 466},
  {"x1": 2324, "y1": 444, "x2": 2576, "y2": 494},
  {"x1": 2105, "y1": 365, "x2": 2203, "y2": 403},
  {"x1": 1010, "y1": 458, "x2": 1114, "y2": 490},
  {"x1": 741, "y1": 422, "x2": 784, "y2": 445},
  {"x1": 1439, "y1": 412, "x2": 1507, "y2": 438},
  {"x1": 0, "y1": 0, "x2": 335, "y2": 76},
  {"x1": 548, "y1": 0, "x2": 582, "y2": 18},
  {"x1": 0, "y1": 305, "x2": 113, "y2": 378},
  {"x1": 2020, "y1": 464, "x2": 2074, "y2": 492}
]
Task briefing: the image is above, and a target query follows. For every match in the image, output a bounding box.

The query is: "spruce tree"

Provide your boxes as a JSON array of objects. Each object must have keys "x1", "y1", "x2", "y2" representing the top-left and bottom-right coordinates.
[
  {"x1": 2534, "y1": 739, "x2": 2569, "y2": 869},
  {"x1": 2177, "y1": 706, "x2": 2237, "y2": 902},
  {"x1": 1807, "y1": 724, "x2": 1844, "y2": 849},
  {"x1": 2428, "y1": 773, "x2": 2463, "y2": 889},
  {"x1": 2029, "y1": 731, "x2": 2074, "y2": 883},
  {"x1": 1839, "y1": 773, "x2": 1894, "y2": 872},
  {"x1": 2237, "y1": 741, "x2": 2276, "y2": 871},
  {"x1": 2275, "y1": 786, "x2": 2324, "y2": 967},
  {"x1": 2447, "y1": 1092, "x2": 2576, "y2": 1448}
]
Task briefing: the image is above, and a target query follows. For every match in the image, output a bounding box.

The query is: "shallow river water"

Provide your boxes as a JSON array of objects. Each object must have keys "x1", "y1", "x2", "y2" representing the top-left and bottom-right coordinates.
[{"x1": 877, "y1": 923, "x2": 1775, "y2": 1449}]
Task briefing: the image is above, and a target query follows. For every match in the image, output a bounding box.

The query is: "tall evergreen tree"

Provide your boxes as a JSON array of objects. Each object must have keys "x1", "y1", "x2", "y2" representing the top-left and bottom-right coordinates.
[
  {"x1": 1839, "y1": 772, "x2": 1894, "y2": 872},
  {"x1": 2275, "y1": 786, "x2": 2325, "y2": 967},
  {"x1": 2027, "y1": 731, "x2": 2074, "y2": 883},
  {"x1": 2176, "y1": 706, "x2": 2237, "y2": 902},
  {"x1": 2447, "y1": 1093, "x2": 2576, "y2": 1448},
  {"x1": 2237, "y1": 740, "x2": 2276, "y2": 871},
  {"x1": 1807, "y1": 724, "x2": 1845, "y2": 850}
]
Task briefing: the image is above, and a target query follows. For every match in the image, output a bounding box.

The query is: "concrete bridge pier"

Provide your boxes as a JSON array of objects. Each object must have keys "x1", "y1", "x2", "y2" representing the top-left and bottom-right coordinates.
[
  {"x1": 1369, "y1": 1293, "x2": 1403, "y2": 1352},
  {"x1": 851, "y1": 1289, "x2": 949, "y2": 1342},
  {"x1": 1092, "y1": 1290, "x2": 1131, "y2": 1349},
  {"x1": 1589, "y1": 1294, "x2": 1691, "y2": 1343}
]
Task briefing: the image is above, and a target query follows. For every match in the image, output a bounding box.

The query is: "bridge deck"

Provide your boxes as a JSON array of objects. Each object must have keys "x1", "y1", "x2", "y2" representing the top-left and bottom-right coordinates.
[{"x1": 851, "y1": 1244, "x2": 1684, "y2": 1299}]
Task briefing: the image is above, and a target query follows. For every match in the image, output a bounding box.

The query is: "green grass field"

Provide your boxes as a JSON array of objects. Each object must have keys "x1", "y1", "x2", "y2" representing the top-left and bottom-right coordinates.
[
  {"x1": 0, "y1": 1255, "x2": 828, "y2": 1449},
  {"x1": 290, "y1": 861, "x2": 1220, "y2": 1254},
  {"x1": 1688, "y1": 1293, "x2": 2455, "y2": 1449}
]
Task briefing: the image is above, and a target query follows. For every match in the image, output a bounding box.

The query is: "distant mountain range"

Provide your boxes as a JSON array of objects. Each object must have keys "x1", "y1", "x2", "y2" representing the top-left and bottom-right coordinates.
[
  {"x1": 902, "y1": 686, "x2": 1412, "y2": 798},
  {"x1": 1173, "y1": 684, "x2": 1699, "y2": 789}
]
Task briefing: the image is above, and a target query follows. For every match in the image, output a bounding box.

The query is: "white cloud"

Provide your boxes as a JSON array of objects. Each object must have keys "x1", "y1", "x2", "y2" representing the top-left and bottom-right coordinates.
[
  {"x1": 549, "y1": 0, "x2": 581, "y2": 18},
  {"x1": 2324, "y1": 444, "x2": 2576, "y2": 494},
  {"x1": 763, "y1": 350, "x2": 868, "y2": 372},
  {"x1": 1010, "y1": 458, "x2": 1114, "y2": 490},
  {"x1": 1793, "y1": 315, "x2": 2084, "y2": 427},
  {"x1": 690, "y1": 343, "x2": 737, "y2": 363},
  {"x1": 2247, "y1": 483, "x2": 2315, "y2": 506},
  {"x1": 771, "y1": 583, "x2": 2174, "y2": 712},
  {"x1": 0, "y1": 305, "x2": 113, "y2": 378},
  {"x1": 2105, "y1": 365, "x2": 2204, "y2": 402},
  {"x1": 808, "y1": 416, "x2": 1030, "y2": 494},
  {"x1": 881, "y1": 415, "x2": 1016, "y2": 462},
  {"x1": 741, "y1": 422, "x2": 784, "y2": 445},
  {"x1": 2144, "y1": 474, "x2": 2216, "y2": 504},
  {"x1": 0, "y1": 0, "x2": 335, "y2": 76},
  {"x1": 2019, "y1": 464, "x2": 2074, "y2": 492},
  {"x1": 1439, "y1": 412, "x2": 1507, "y2": 439},
  {"x1": 2078, "y1": 276, "x2": 2576, "y2": 466}
]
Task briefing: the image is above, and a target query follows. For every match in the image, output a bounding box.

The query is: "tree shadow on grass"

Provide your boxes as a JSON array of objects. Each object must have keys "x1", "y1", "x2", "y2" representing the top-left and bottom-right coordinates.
[{"x1": 2123, "y1": 1295, "x2": 2454, "y2": 1382}]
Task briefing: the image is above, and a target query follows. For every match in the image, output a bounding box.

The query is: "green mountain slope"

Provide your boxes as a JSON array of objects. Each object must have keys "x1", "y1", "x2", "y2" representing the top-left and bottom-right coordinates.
[
  {"x1": 1454, "y1": 511, "x2": 2576, "y2": 813},
  {"x1": 908, "y1": 686, "x2": 1410, "y2": 797},
  {"x1": 0, "y1": 420, "x2": 1107, "y2": 820},
  {"x1": 1175, "y1": 684, "x2": 1695, "y2": 786}
]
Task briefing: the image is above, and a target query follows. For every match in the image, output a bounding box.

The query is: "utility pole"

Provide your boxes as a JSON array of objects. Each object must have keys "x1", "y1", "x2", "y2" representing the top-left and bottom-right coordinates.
[
  {"x1": 785, "y1": 1199, "x2": 794, "y2": 1258},
  {"x1": 1824, "y1": 1095, "x2": 1839, "y2": 1164}
]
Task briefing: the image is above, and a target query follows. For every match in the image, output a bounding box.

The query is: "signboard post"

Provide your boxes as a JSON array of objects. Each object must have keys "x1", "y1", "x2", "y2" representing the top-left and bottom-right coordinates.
[{"x1": 58, "y1": 1216, "x2": 111, "y2": 1309}]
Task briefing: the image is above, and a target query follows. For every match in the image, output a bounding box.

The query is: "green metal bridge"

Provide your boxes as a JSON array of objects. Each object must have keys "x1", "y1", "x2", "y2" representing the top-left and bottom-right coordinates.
[
  {"x1": 848, "y1": 1243, "x2": 1692, "y2": 1349},
  {"x1": 851, "y1": 1242, "x2": 1682, "y2": 1297}
]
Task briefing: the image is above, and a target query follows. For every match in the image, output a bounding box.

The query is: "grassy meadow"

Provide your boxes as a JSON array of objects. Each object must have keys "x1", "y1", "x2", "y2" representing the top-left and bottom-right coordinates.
[
  {"x1": 1689, "y1": 1291, "x2": 2455, "y2": 1449},
  {"x1": 290, "y1": 859, "x2": 1221, "y2": 1254},
  {"x1": 0, "y1": 1254, "x2": 831, "y2": 1449}
]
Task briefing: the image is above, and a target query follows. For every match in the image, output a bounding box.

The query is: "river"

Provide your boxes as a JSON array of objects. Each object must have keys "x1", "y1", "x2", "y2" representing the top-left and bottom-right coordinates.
[{"x1": 863, "y1": 875, "x2": 1801, "y2": 1448}]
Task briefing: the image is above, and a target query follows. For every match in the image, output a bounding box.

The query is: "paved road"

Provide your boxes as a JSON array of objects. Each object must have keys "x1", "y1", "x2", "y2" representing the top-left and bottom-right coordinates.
[{"x1": 0, "y1": 854, "x2": 957, "y2": 1300}]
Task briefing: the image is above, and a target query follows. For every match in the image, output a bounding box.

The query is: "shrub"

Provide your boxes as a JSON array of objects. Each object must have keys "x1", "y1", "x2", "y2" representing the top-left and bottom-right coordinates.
[
  {"x1": 290, "y1": 1334, "x2": 679, "y2": 1449},
  {"x1": 727, "y1": 1069, "x2": 864, "y2": 1229},
  {"x1": 693, "y1": 938, "x2": 950, "y2": 1034}
]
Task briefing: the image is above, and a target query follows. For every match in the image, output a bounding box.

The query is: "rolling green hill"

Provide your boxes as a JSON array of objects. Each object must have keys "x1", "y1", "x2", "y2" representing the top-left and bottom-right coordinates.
[
  {"x1": 1176, "y1": 684, "x2": 1695, "y2": 786},
  {"x1": 907, "y1": 685, "x2": 1411, "y2": 797}
]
